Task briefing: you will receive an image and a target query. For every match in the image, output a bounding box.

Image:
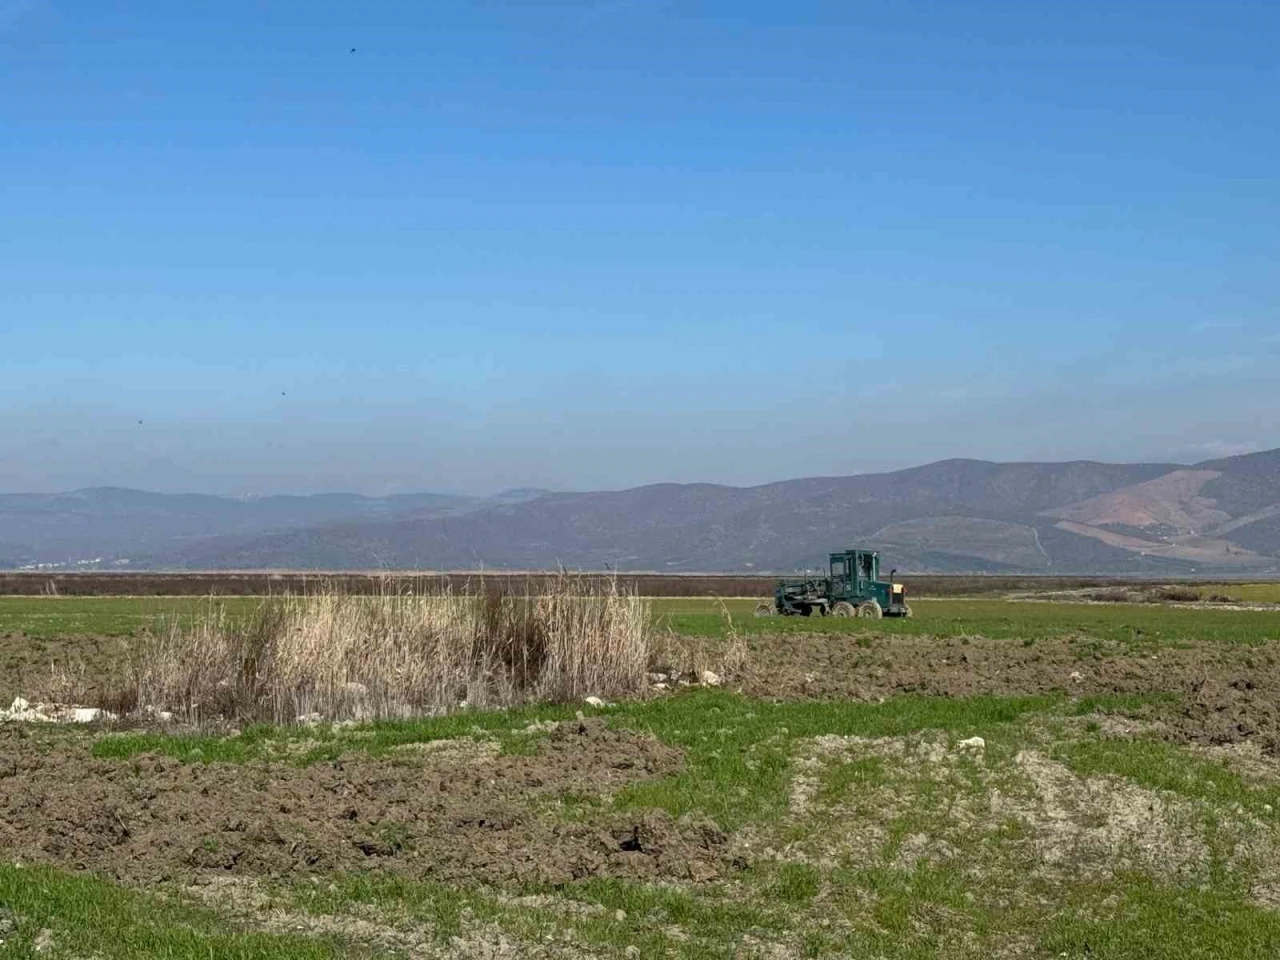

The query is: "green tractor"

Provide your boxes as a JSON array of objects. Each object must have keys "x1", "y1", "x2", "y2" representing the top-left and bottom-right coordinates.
[{"x1": 756, "y1": 549, "x2": 911, "y2": 619}]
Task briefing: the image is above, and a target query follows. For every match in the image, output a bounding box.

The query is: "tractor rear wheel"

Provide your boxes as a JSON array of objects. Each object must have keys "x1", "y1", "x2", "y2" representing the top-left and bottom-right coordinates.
[
  {"x1": 831, "y1": 601, "x2": 856, "y2": 618},
  {"x1": 858, "y1": 600, "x2": 883, "y2": 619},
  {"x1": 754, "y1": 602, "x2": 774, "y2": 617}
]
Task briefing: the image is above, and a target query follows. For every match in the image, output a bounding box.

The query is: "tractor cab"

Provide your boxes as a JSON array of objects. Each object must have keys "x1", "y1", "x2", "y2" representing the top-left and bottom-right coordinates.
[{"x1": 829, "y1": 549, "x2": 878, "y2": 587}]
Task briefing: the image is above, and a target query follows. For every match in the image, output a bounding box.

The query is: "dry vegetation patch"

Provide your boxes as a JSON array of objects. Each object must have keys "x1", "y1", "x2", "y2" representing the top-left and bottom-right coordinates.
[{"x1": 111, "y1": 576, "x2": 650, "y2": 724}]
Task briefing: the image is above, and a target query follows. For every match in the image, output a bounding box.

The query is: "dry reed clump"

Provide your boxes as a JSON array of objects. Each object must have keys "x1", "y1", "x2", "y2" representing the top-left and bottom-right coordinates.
[{"x1": 116, "y1": 576, "x2": 651, "y2": 725}]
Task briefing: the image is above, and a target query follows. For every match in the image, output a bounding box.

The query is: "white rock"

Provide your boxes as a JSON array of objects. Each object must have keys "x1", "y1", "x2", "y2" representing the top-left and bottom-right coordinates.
[
  {"x1": 1069, "y1": 671, "x2": 1083, "y2": 682},
  {"x1": 584, "y1": 696, "x2": 606, "y2": 708},
  {"x1": 699, "y1": 670, "x2": 722, "y2": 687},
  {"x1": 651, "y1": 682, "x2": 670, "y2": 692},
  {"x1": 72, "y1": 708, "x2": 112, "y2": 724},
  {"x1": 9, "y1": 697, "x2": 30, "y2": 713},
  {"x1": 957, "y1": 736, "x2": 985, "y2": 751},
  {"x1": 646, "y1": 672, "x2": 668, "y2": 683},
  {"x1": 296, "y1": 712, "x2": 324, "y2": 725}
]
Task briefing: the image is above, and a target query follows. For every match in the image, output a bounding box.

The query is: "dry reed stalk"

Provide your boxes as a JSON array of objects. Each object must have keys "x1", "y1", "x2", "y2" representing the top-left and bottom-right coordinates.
[{"x1": 118, "y1": 575, "x2": 651, "y2": 725}]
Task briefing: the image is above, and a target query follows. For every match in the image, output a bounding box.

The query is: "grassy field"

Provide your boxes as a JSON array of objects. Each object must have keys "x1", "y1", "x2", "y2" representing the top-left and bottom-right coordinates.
[
  {"x1": 3, "y1": 593, "x2": 1279, "y2": 644},
  {"x1": 5, "y1": 591, "x2": 1280, "y2": 957},
  {"x1": 6, "y1": 690, "x2": 1280, "y2": 957},
  {"x1": 656, "y1": 597, "x2": 1280, "y2": 645}
]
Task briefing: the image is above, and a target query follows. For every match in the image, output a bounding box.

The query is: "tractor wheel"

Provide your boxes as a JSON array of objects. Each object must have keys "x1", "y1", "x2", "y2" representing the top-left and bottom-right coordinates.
[
  {"x1": 858, "y1": 600, "x2": 883, "y2": 619},
  {"x1": 754, "y1": 602, "x2": 774, "y2": 618},
  {"x1": 831, "y1": 601, "x2": 856, "y2": 618}
]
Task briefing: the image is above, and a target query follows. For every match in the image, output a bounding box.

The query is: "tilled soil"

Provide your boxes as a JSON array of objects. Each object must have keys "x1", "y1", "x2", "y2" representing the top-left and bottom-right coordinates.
[
  {"x1": 0, "y1": 632, "x2": 129, "y2": 705},
  {"x1": 0, "y1": 718, "x2": 727, "y2": 888},
  {"x1": 735, "y1": 632, "x2": 1280, "y2": 753}
]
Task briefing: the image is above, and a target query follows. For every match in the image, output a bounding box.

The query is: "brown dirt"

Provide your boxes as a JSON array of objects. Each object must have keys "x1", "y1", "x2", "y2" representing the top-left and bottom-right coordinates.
[
  {"x1": 0, "y1": 632, "x2": 129, "y2": 705},
  {"x1": 0, "y1": 718, "x2": 727, "y2": 888},
  {"x1": 733, "y1": 632, "x2": 1280, "y2": 753}
]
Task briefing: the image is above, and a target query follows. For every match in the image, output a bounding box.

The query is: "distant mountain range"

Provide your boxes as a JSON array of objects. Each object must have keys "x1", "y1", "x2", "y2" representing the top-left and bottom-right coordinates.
[{"x1": 3, "y1": 449, "x2": 1280, "y2": 574}]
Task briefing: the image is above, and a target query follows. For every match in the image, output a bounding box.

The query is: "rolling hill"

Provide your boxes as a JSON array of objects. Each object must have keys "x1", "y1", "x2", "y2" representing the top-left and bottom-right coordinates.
[{"x1": 3, "y1": 452, "x2": 1278, "y2": 573}]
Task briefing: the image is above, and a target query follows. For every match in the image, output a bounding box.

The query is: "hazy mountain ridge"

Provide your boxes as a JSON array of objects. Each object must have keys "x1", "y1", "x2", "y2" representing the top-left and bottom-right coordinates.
[{"x1": 2, "y1": 455, "x2": 1277, "y2": 573}]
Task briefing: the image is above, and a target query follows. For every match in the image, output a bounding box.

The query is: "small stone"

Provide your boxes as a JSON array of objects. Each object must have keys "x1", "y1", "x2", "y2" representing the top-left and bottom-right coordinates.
[
  {"x1": 614, "y1": 908, "x2": 627, "y2": 921},
  {"x1": 651, "y1": 682, "x2": 669, "y2": 692},
  {"x1": 625, "y1": 947, "x2": 641, "y2": 959},
  {"x1": 1069, "y1": 671, "x2": 1083, "y2": 682},
  {"x1": 699, "y1": 670, "x2": 722, "y2": 687},
  {"x1": 584, "y1": 696, "x2": 606, "y2": 708},
  {"x1": 957, "y1": 736, "x2": 985, "y2": 751}
]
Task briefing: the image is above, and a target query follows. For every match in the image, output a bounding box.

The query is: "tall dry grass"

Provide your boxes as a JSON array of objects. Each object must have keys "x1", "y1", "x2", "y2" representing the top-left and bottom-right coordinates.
[{"x1": 114, "y1": 575, "x2": 651, "y2": 724}]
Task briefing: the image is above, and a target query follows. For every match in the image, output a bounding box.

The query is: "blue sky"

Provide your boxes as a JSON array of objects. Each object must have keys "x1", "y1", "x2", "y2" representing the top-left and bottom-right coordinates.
[{"x1": 3, "y1": 0, "x2": 1277, "y2": 495}]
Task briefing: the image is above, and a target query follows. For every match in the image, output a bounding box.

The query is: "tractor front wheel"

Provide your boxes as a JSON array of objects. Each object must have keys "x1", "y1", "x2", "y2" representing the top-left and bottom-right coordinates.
[
  {"x1": 858, "y1": 600, "x2": 883, "y2": 619},
  {"x1": 754, "y1": 602, "x2": 774, "y2": 618},
  {"x1": 831, "y1": 601, "x2": 856, "y2": 618}
]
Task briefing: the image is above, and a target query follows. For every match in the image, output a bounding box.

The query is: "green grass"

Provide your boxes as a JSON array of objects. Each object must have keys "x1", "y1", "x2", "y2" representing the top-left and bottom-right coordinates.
[
  {"x1": 92, "y1": 700, "x2": 596, "y2": 764},
  {"x1": 1216, "y1": 583, "x2": 1280, "y2": 604},
  {"x1": 0, "y1": 865, "x2": 357, "y2": 959},
  {"x1": 1053, "y1": 736, "x2": 1280, "y2": 818},
  {"x1": 607, "y1": 689, "x2": 1057, "y2": 828},
  {"x1": 3, "y1": 594, "x2": 1278, "y2": 646},
  {"x1": 1042, "y1": 875, "x2": 1280, "y2": 959},
  {"x1": 653, "y1": 597, "x2": 1280, "y2": 645},
  {"x1": 0, "y1": 596, "x2": 266, "y2": 638},
  {"x1": 27, "y1": 686, "x2": 1280, "y2": 958}
]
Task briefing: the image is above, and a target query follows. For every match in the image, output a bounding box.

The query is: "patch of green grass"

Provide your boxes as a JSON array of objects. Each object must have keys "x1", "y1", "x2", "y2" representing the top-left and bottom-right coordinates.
[
  {"x1": 1053, "y1": 736, "x2": 1280, "y2": 818},
  {"x1": 286, "y1": 874, "x2": 482, "y2": 942},
  {"x1": 92, "y1": 701, "x2": 595, "y2": 764},
  {"x1": 1068, "y1": 692, "x2": 1180, "y2": 715},
  {"x1": 1211, "y1": 583, "x2": 1280, "y2": 604},
  {"x1": 10, "y1": 592, "x2": 1280, "y2": 646},
  {"x1": 0, "y1": 865, "x2": 356, "y2": 959},
  {"x1": 607, "y1": 689, "x2": 1058, "y2": 828},
  {"x1": 654, "y1": 597, "x2": 1280, "y2": 645},
  {"x1": 818, "y1": 755, "x2": 888, "y2": 803},
  {"x1": 1042, "y1": 874, "x2": 1280, "y2": 958},
  {"x1": 0, "y1": 596, "x2": 265, "y2": 639}
]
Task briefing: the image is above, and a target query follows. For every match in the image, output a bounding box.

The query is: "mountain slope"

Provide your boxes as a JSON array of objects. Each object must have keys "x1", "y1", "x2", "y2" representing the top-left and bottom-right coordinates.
[
  {"x1": 0, "y1": 488, "x2": 475, "y2": 567},
  {"x1": 158, "y1": 459, "x2": 1219, "y2": 572},
  {"x1": 5, "y1": 452, "x2": 1277, "y2": 573}
]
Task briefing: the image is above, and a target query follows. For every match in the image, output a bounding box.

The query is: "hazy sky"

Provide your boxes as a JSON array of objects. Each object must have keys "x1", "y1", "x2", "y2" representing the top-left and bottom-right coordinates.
[{"x1": 3, "y1": 0, "x2": 1278, "y2": 496}]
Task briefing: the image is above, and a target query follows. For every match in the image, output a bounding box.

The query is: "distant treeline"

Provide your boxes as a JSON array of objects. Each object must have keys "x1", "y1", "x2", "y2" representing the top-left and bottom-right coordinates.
[{"x1": 0, "y1": 571, "x2": 1259, "y2": 598}]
